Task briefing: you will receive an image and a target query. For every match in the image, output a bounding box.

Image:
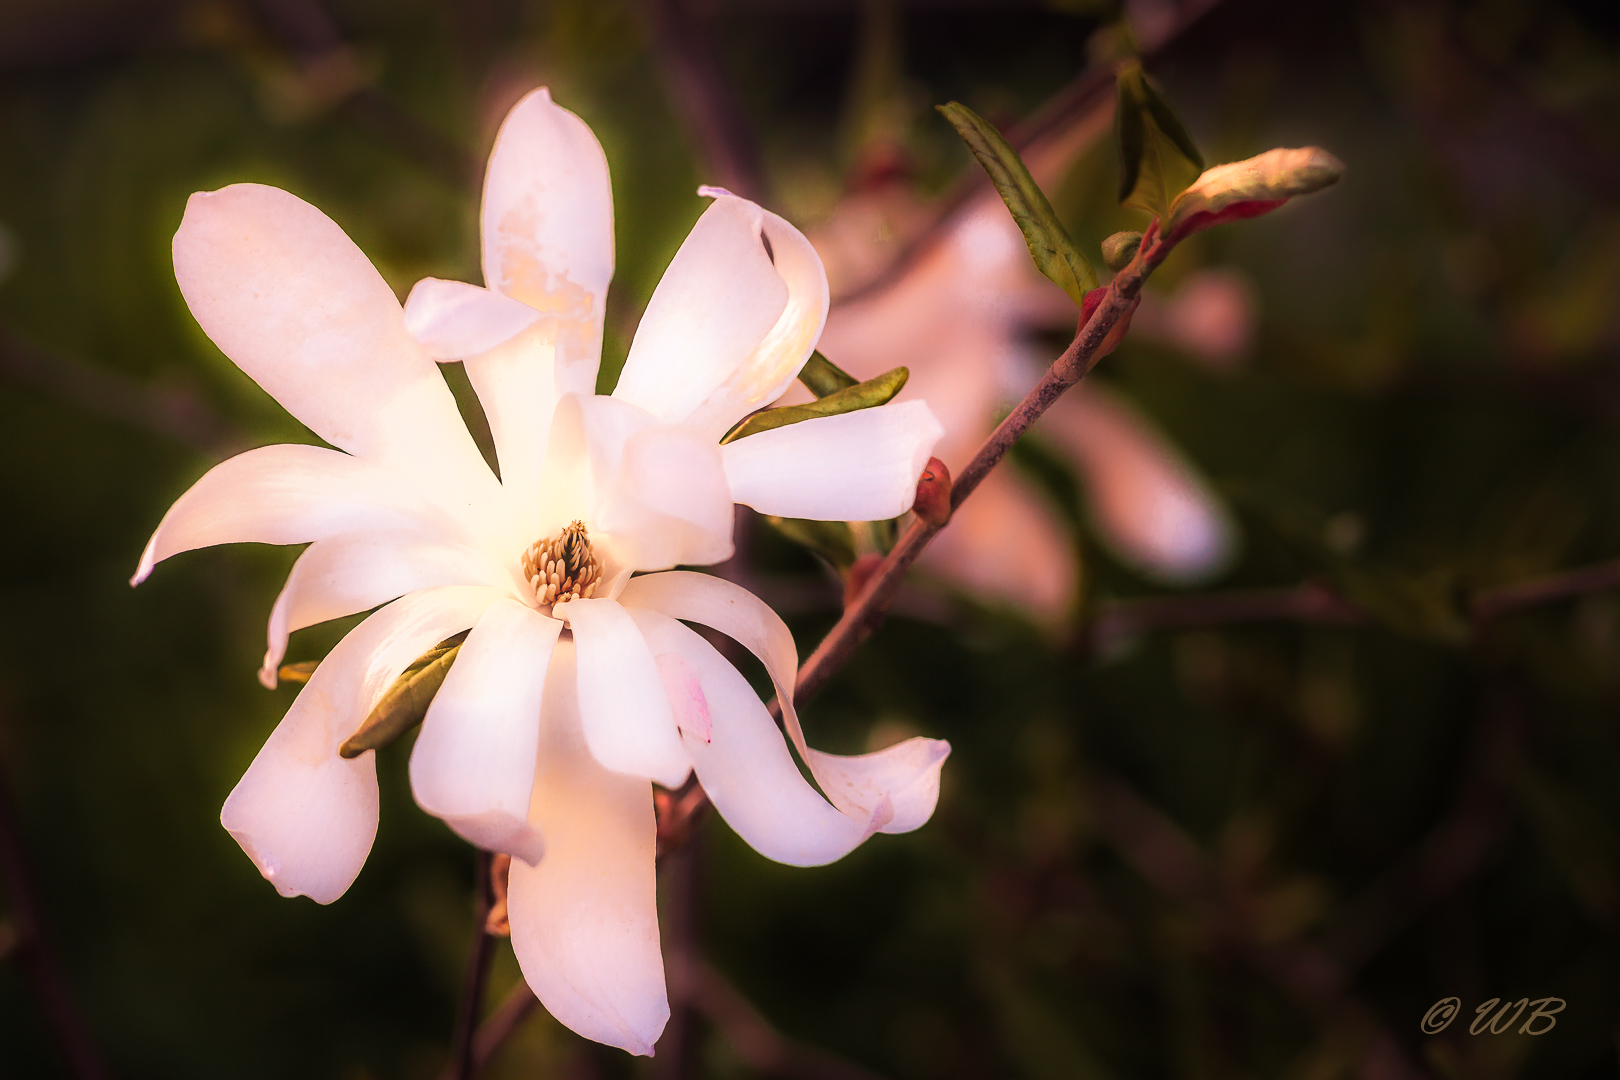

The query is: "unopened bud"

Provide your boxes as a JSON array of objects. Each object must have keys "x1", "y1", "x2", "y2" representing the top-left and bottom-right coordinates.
[
  {"x1": 485, "y1": 853, "x2": 512, "y2": 937},
  {"x1": 1165, "y1": 147, "x2": 1344, "y2": 243},
  {"x1": 1102, "y1": 231, "x2": 1143, "y2": 272},
  {"x1": 913, "y1": 456, "x2": 952, "y2": 526}
]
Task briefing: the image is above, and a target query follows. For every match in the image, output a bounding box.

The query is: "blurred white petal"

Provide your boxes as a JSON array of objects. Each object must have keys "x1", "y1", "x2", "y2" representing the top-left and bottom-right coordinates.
[
  {"x1": 410, "y1": 599, "x2": 562, "y2": 864},
  {"x1": 1040, "y1": 384, "x2": 1236, "y2": 584},
  {"x1": 721, "y1": 400, "x2": 942, "y2": 521},
  {"x1": 554, "y1": 597, "x2": 690, "y2": 788},
  {"x1": 220, "y1": 586, "x2": 502, "y2": 904},
  {"x1": 508, "y1": 637, "x2": 667, "y2": 1056},
  {"x1": 481, "y1": 87, "x2": 613, "y2": 398}
]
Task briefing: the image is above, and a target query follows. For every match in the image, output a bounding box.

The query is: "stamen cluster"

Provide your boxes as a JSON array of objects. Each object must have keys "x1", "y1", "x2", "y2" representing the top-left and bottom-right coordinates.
[{"x1": 522, "y1": 520, "x2": 603, "y2": 606}]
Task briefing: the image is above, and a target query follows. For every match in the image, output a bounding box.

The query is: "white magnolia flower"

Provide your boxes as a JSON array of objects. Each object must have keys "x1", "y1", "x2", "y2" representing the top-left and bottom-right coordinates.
[{"x1": 133, "y1": 88, "x2": 948, "y2": 1055}]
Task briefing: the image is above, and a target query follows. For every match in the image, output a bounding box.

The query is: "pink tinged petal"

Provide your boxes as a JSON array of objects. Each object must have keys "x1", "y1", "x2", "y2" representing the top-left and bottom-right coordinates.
[
  {"x1": 507, "y1": 637, "x2": 667, "y2": 1055},
  {"x1": 632, "y1": 610, "x2": 881, "y2": 864},
  {"x1": 132, "y1": 444, "x2": 463, "y2": 587},
  {"x1": 481, "y1": 88, "x2": 613, "y2": 398},
  {"x1": 402, "y1": 277, "x2": 544, "y2": 360},
  {"x1": 553, "y1": 597, "x2": 691, "y2": 789},
  {"x1": 171, "y1": 184, "x2": 497, "y2": 504},
  {"x1": 720, "y1": 399, "x2": 944, "y2": 521},
  {"x1": 1040, "y1": 384, "x2": 1237, "y2": 585},
  {"x1": 680, "y1": 190, "x2": 832, "y2": 439},
  {"x1": 259, "y1": 529, "x2": 520, "y2": 688},
  {"x1": 613, "y1": 195, "x2": 787, "y2": 425},
  {"x1": 409, "y1": 599, "x2": 562, "y2": 864},
  {"x1": 918, "y1": 467, "x2": 1077, "y2": 623},
  {"x1": 655, "y1": 652, "x2": 711, "y2": 742},
  {"x1": 221, "y1": 585, "x2": 503, "y2": 904},
  {"x1": 619, "y1": 571, "x2": 950, "y2": 843}
]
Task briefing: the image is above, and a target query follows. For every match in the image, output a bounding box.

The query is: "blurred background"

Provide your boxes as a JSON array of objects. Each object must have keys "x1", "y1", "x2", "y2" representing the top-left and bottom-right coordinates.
[{"x1": 4, "y1": 0, "x2": 1620, "y2": 1076}]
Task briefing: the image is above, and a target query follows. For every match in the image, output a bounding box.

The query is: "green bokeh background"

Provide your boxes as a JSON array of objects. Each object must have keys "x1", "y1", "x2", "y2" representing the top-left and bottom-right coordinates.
[{"x1": 3, "y1": 1, "x2": 1620, "y2": 1077}]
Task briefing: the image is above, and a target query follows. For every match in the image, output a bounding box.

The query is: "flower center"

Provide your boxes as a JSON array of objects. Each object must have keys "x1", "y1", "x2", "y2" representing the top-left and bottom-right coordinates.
[{"x1": 522, "y1": 520, "x2": 603, "y2": 606}]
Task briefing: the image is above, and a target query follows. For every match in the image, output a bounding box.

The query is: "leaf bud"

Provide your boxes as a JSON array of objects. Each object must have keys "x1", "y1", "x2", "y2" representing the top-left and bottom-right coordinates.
[{"x1": 1102, "y1": 231, "x2": 1143, "y2": 272}]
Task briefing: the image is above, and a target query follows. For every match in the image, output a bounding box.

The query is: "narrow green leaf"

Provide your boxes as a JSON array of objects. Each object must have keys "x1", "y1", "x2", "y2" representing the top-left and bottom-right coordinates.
[
  {"x1": 338, "y1": 631, "x2": 468, "y2": 759},
  {"x1": 1114, "y1": 62, "x2": 1205, "y2": 222},
  {"x1": 720, "y1": 367, "x2": 909, "y2": 445},
  {"x1": 766, "y1": 516, "x2": 857, "y2": 568},
  {"x1": 798, "y1": 350, "x2": 859, "y2": 398},
  {"x1": 936, "y1": 101, "x2": 1097, "y2": 306}
]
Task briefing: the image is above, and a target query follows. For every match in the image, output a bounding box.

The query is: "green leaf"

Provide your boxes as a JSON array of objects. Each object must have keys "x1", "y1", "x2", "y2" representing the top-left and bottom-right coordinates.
[
  {"x1": 936, "y1": 101, "x2": 1098, "y2": 306},
  {"x1": 797, "y1": 350, "x2": 859, "y2": 398},
  {"x1": 338, "y1": 631, "x2": 468, "y2": 759},
  {"x1": 1114, "y1": 61, "x2": 1205, "y2": 221},
  {"x1": 721, "y1": 366, "x2": 909, "y2": 445},
  {"x1": 766, "y1": 516, "x2": 857, "y2": 568}
]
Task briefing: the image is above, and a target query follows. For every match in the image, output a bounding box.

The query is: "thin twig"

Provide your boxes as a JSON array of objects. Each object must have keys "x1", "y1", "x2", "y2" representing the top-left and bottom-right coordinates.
[
  {"x1": 1473, "y1": 558, "x2": 1620, "y2": 621},
  {"x1": 461, "y1": 979, "x2": 539, "y2": 1077},
  {"x1": 652, "y1": 842, "x2": 704, "y2": 1080},
  {"x1": 0, "y1": 765, "x2": 111, "y2": 1080},
  {"x1": 447, "y1": 849, "x2": 497, "y2": 1080}
]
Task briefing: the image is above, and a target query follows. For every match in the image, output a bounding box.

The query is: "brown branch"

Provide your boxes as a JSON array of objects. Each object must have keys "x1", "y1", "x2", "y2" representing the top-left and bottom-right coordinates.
[
  {"x1": 0, "y1": 765, "x2": 111, "y2": 1080},
  {"x1": 1472, "y1": 558, "x2": 1620, "y2": 621},
  {"x1": 445, "y1": 849, "x2": 498, "y2": 1080}
]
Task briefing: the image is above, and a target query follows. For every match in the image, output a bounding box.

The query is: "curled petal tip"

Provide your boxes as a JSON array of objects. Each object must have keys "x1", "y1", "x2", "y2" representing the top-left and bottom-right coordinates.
[{"x1": 696, "y1": 185, "x2": 735, "y2": 200}]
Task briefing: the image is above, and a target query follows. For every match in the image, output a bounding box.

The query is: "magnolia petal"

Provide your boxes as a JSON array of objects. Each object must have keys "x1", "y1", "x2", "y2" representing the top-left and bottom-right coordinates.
[
  {"x1": 481, "y1": 88, "x2": 613, "y2": 398},
  {"x1": 553, "y1": 597, "x2": 690, "y2": 788},
  {"x1": 410, "y1": 599, "x2": 562, "y2": 864},
  {"x1": 613, "y1": 195, "x2": 787, "y2": 425},
  {"x1": 402, "y1": 277, "x2": 544, "y2": 360},
  {"x1": 132, "y1": 444, "x2": 462, "y2": 587},
  {"x1": 259, "y1": 529, "x2": 519, "y2": 688},
  {"x1": 681, "y1": 190, "x2": 831, "y2": 439},
  {"x1": 221, "y1": 586, "x2": 502, "y2": 904},
  {"x1": 721, "y1": 399, "x2": 943, "y2": 521},
  {"x1": 1040, "y1": 384, "x2": 1236, "y2": 584},
  {"x1": 507, "y1": 637, "x2": 667, "y2": 1055},
  {"x1": 619, "y1": 570, "x2": 950, "y2": 838},
  {"x1": 535, "y1": 394, "x2": 732, "y2": 574},
  {"x1": 595, "y1": 423, "x2": 734, "y2": 571},
  {"x1": 172, "y1": 184, "x2": 496, "y2": 502},
  {"x1": 634, "y1": 611, "x2": 879, "y2": 865}
]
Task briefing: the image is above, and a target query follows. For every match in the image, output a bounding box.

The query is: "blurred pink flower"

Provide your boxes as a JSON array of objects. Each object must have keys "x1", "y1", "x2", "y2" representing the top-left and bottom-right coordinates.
[
  {"x1": 133, "y1": 89, "x2": 946, "y2": 1055},
  {"x1": 810, "y1": 166, "x2": 1238, "y2": 617}
]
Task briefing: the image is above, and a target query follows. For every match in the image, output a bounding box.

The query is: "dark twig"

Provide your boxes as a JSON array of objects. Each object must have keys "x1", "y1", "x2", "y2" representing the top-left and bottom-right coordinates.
[
  {"x1": 1086, "y1": 776, "x2": 1423, "y2": 1079},
  {"x1": 1472, "y1": 558, "x2": 1620, "y2": 621},
  {"x1": 0, "y1": 328, "x2": 246, "y2": 458},
  {"x1": 0, "y1": 766, "x2": 111, "y2": 1080},
  {"x1": 636, "y1": 0, "x2": 767, "y2": 202},
  {"x1": 447, "y1": 849, "x2": 498, "y2": 1080},
  {"x1": 675, "y1": 959, "x2": 890, "y2": 1080},
  {"x1": 456, "y1": 979, "x2": 539, "y2": 1079},
  {"x1": 652, "y1": 842, "x2": 704, "y2": 1080},
  {"x1": 248, "y1": 0, "x2": 478, "y2": 190}
]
